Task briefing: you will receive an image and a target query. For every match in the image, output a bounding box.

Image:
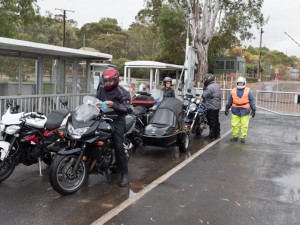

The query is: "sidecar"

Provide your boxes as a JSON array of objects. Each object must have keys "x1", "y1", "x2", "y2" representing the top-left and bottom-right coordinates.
[{"x1": 142, "y1": 97, "x2": 190, "y2": 152}]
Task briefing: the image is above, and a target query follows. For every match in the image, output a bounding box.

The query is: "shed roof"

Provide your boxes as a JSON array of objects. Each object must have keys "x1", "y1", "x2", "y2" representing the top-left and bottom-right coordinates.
[
  {"x1": 125, "y1": 60, "x2": 185, "y2": 70},
  {"x1": 0, "y1": 37, "x2": 112, "y2": 61}
]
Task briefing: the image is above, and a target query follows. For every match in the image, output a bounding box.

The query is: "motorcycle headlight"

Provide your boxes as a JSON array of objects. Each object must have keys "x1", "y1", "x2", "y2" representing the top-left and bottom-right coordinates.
[
  {"x1": 67, "y1": 124, "x2": 89, "y2": 139},
  {"x1": 196, "y1": 99, "x2": 201, "y2": 105},
  {"x1": 183, "y1": 100, "x2": 190, "y2": 106},
  {"x1": 5, "y1": 125, "x2": 21, "y2": 135},
  {"x1": 191, "y1": 98, "x2": 195, "y2": 103},
  {"x1": 189, "y1": 103, "x2": 197, "y2": 112}
]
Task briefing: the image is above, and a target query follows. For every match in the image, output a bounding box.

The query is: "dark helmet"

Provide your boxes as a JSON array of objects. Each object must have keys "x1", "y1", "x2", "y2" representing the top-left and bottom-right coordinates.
[
  {"x1": 102, "y1": 68, "x2": 120, "y2": 91},
  {"x1": 203, "y1": 73, "x2": 215, "y2": 86},
  {"x1": 163, "y1": 77, "x2": 172, "y2": 87}
]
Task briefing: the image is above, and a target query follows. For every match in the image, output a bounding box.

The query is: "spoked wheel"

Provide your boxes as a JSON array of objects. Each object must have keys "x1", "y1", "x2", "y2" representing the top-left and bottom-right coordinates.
[
  {"x1": 0, "y1": 157, "x2": 17, "y2": 183},
  {"x1": 179, "y1": 132, "x2": 190, "y2": 153},
  {"x1": 49, "y1": 154, "x2": 87, "y2": 195}
]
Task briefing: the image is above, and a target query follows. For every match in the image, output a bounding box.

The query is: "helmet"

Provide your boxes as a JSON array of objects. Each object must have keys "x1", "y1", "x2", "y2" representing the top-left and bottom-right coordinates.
[
  {"x1": 102, "y1": 68, "x2": 119, "y2": 91},
  {"x1": 163, "y1": 77, "x2": 172, "y2": 87},
  {"x1": 236, "y1": 76, "x2": 246, "y2": 89},
  {"x1": 203, "y1": 74, "x2": 215, "y2": 86}
]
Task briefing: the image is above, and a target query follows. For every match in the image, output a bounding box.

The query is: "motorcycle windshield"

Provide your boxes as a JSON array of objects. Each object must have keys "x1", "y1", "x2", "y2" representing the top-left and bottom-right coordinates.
[
  {"x1": 151, "y1": 89, "x2": 164, "y2": 105},
  {"x1": 73, "y1": 97, "x2": 100, "y2": 123}
]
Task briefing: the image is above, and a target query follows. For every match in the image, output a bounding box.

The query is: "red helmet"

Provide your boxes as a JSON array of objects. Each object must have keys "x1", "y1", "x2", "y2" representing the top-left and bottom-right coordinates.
[{"x1": 102, "y1": 68, "x2": 119, "y2": 91}]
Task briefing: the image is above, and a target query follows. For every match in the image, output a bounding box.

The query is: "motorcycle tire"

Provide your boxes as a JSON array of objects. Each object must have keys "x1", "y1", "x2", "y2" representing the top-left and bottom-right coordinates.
[
  {"x1": 196, "y1": 128, "x2": 204, "y2": 136},
  {"x1": 49, "y1": 154, "x2": 87, "y2": 195},
  {"x1": 179, "y1": 132, "x2": 190, "y2": 153},
  {"x1": 0, "y1": 157, "x2": 17, "y2": 183}
]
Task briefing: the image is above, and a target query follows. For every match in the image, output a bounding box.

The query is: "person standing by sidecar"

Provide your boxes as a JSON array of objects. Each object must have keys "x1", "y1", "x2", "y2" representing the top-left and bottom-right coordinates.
[
  {"x1": 202, "y1": 73, "x2": 221, "y2": 140},
  {"x1": 225, "y1": 77, "x2": 256, "y2": 143},
  {"x1": 96, "y1": 68, "x2": 131, "y2": 187},
  {"x1": 161, "y1": 77, "x2": 175, "y2": 98}
]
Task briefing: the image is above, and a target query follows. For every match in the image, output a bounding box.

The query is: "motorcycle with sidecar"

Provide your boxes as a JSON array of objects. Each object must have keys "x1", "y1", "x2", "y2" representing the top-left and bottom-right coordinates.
[{"x1": 141, "y1": 94, "x2": 190, "y2": 152}]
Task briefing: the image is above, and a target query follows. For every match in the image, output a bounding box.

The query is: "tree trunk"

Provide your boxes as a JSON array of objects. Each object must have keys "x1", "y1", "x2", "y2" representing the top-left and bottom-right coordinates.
[{"x1": 195, "y1": 40, "x2": 209, "y2": 84}]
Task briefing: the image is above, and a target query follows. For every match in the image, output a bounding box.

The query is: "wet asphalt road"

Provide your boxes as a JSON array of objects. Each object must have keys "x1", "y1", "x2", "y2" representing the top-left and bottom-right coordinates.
[
  {"x1": 0, "y1": 114, "x2": 231, "y2": 225},
  {"x1": 99, "y1": 112, "x2": 300, "y2": 225}
]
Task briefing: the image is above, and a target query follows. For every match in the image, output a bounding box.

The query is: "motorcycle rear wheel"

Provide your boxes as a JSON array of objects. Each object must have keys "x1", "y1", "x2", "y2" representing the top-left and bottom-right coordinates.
[
  {"x1": 0, "y1": 157, "x2": 17, "y2": 183},
  {"x1": 49, "y1": 154, "x2": 87, "y2": 195}
]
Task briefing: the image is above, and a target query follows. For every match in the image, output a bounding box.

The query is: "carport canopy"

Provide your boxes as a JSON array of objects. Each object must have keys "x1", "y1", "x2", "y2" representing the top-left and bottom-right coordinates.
[{"x1": 124, "y1": 60, "x2": 185, "y2": 91}]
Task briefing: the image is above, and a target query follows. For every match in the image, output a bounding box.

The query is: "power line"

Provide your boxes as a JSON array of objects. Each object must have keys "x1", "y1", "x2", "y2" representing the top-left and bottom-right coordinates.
[
  {"x1": 55, "y1": 8, "x2": 75, "y2": 47},
  {"x1": 284, "y1": 32, "x2": 300, "y2": 48}
]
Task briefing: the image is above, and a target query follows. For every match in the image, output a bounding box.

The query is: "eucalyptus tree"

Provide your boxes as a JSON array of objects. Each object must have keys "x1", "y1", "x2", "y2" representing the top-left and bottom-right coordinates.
[
  {"x1": 156, "y1": 5, "x2": 186, "y2": 65},
  {"x1": 127, "y1": 23, "x2": 159, "y2": 60},
  {"x1": 0, "y1": 0, "x2": 37, "y2": 37},
  {"x1": 170, "y1": 0, "x2": 265, "y2": 80}
]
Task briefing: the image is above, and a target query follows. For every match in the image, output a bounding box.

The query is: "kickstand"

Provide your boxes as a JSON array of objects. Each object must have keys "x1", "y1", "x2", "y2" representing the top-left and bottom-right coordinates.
[{"x1": 38, "y1": 157, "x2": 42, "y2": 176}]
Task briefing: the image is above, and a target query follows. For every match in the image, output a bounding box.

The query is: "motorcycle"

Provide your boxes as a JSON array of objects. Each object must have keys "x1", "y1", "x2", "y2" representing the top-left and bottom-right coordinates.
[
  {"x1": 129, "y1": 89, "x2": 164, "y2": 147},
  {"x1": 0, "y1": 101, "x2": 70, "y2": 183},
  {"x1": 183, "y1": 95, "x2": 208, "y2": 136},
  {"x1": 49, "y1": 96, "x2": 132, "y2": 195},
  {"x1": 182, "y1": 88, "x2": 194, "y2": 113}
]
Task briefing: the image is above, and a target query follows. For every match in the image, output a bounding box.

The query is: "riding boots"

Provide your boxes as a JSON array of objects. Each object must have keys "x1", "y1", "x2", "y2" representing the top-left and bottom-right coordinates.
[{"x1": 119, "y1": 173, "x2": 129, "y2": 187}]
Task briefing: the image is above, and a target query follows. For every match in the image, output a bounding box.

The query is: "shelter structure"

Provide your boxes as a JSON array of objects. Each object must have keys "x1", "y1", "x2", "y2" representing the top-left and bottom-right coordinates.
[
  {"x1": 124, "y1": 60, "x2": 186, "y2": 95},
  {"x1": 0, "y1": 37, "x2": 112, "y2": 96}
]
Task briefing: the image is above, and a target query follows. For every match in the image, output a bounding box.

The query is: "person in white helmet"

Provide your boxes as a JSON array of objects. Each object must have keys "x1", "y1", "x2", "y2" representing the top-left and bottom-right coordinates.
[{"x1": 225, "y1": 77, "x2": 256, "y2": 143}]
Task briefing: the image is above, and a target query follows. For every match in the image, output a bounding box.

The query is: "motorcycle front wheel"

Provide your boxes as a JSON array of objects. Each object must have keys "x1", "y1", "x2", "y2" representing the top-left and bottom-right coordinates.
[
  {"x1": 0, "y1": 157, "x2": 17, "y2": 183},
  {"x1": 49, "y1": 154, "x2": 87, "y2": 195}
]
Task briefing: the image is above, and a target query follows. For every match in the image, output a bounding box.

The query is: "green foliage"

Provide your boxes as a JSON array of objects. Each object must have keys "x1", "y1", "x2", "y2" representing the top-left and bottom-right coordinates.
[
  {"x1": 127, "y1": 23, "x2": 159, "y2": 61},
  {"x1": 136, "y1": 0, "x2": 165, "y2": 24},
  {"x1": 155, "y1": 5, "x2": 185, "y2": 65},
  {"x1": 77, "y1": 18, "x2": 123, "y2": 48},
  {"x1": 219, "y1": 0, "x2": 265, "y2": 41}
]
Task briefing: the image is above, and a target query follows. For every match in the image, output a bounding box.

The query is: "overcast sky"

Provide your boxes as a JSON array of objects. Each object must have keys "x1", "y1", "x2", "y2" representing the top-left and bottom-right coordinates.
[{"x1": 37, "y1": 0, "x2": 300, "y2": 57}]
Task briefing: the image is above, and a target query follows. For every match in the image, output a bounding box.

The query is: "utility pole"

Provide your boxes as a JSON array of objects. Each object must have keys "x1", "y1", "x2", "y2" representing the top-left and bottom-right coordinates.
[
  {"x1": 55, "y1": 8, "x2": 75, "y2": 47},
  {"x1": 258, "y1": 27, "x2": 264, "y2": 81}
]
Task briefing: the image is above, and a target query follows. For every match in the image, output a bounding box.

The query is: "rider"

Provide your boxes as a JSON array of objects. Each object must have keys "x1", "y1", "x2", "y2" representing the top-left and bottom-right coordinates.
[
  {"x1": 161, "y1": 77, "x2": 175, "y2": 98},
  {"x1": 96, "y1": 68, "x2": 132, "y2": 187},
  {"x1": 202, "y1": 73, "x2": 221, "y2": 140}
]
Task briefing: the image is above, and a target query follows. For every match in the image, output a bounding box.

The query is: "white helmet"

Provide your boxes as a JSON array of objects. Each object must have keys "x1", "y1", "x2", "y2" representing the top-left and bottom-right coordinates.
[{"x1": 236, "y1": 77, "x2": 246, "y2": 89}]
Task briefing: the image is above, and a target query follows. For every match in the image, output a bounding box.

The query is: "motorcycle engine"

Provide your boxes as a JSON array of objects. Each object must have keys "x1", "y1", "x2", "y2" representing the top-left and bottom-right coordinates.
[{"x1": 24, "y1": 145, "x2": 42, "y2": 165}]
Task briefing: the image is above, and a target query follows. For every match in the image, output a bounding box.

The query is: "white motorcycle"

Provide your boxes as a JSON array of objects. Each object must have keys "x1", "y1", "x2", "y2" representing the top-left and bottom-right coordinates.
[{"x1": 0, "y1": 100, "x2": 70, "y2": 183}]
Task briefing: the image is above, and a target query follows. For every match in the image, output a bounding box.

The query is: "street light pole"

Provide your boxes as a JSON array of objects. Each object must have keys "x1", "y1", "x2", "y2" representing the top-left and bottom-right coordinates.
[
  {"x1": 55, "y1": 8, "x2": 75, "y2": 47},
  {"x1": 258, "y1": 27, "x2": 264, "y2": 81}
]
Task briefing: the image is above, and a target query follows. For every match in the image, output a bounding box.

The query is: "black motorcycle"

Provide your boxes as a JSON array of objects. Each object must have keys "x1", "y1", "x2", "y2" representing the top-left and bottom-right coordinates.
[
  {"x1": 183, "y1": 95, "x2": 208, "y2": 136},
  {"x1": 49, "y1": 96, "x2": 131, "y2": 195}
]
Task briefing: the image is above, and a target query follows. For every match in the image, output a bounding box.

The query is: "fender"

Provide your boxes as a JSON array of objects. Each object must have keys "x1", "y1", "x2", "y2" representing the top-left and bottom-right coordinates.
[
  {"x1": 57, "y1": 147, "x2": 82, "y2": 155},
  {"x1": 0, "y1": 141, "x2": 10, "y2": 160}
]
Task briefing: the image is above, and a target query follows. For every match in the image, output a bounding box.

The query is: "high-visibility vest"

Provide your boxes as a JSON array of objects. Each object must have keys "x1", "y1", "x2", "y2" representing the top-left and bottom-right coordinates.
[{"x1": 232, "y1": 87, "x2": 250, "y2": 108}]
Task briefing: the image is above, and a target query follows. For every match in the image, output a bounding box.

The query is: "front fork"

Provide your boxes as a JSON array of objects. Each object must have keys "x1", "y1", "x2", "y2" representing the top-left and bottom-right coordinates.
[
  {"x1": 190, "y1": 112, "x2": 199, "y2": 131},
  {"x1": 72, "y1": 144, "x2": 86, "y2": 173}
]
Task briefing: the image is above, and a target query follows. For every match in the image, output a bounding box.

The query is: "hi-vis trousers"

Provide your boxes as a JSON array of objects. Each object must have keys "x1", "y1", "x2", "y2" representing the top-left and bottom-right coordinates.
[{"x1": 231, "y1": 114, "x2": 250, "y2": 138}]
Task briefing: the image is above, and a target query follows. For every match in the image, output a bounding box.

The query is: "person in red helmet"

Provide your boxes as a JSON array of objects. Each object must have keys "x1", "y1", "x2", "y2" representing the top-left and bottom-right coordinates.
[{"x1": 96, "y1": 68, "x2": 131, "y2": 187}]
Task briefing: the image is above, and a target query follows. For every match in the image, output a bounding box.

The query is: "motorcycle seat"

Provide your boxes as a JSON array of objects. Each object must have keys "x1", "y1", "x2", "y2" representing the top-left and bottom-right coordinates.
[{"x1": 46, "y1": 109, "x2": 69, "y2": 130}]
